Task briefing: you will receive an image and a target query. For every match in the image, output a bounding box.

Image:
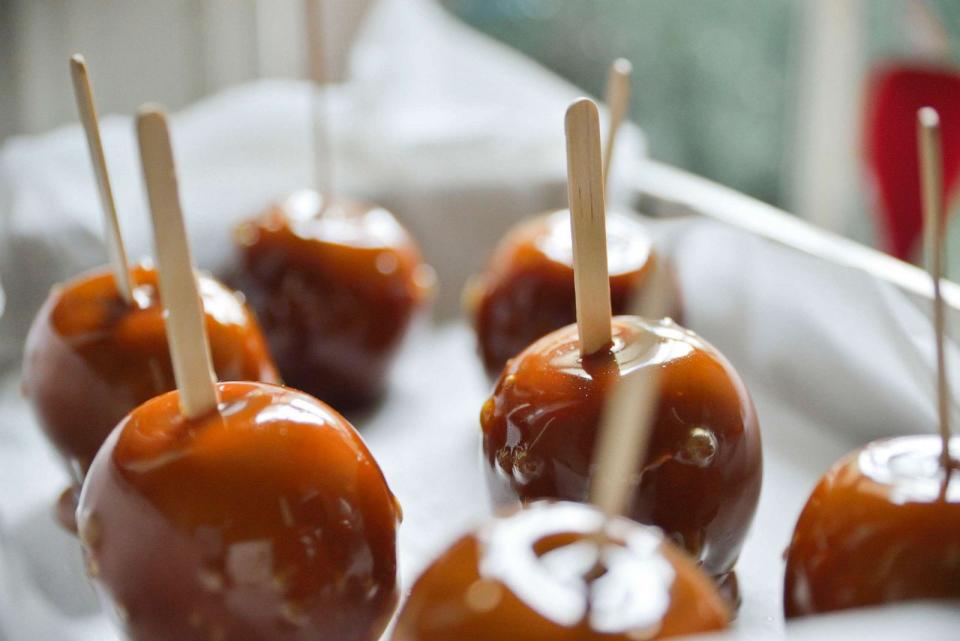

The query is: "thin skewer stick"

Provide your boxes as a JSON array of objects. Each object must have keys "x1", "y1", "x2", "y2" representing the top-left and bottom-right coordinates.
[
  {"x1": 589, "y1": 260, "x2": 671, "y2": 518},
  {"x1": 589, "y1": 367, "x2": 659, "y2": 518},
  {"x1": 917, "y1": 106, "x2": 954, "y2": 479},
  {"x1": 136, "y1": 106, "x2": 220, "y2": 419},
  {"x1": 305, "y1": 0, "x2": 335, "y2": 210},
  {"x1": 566, "y1": 98, "x2": 613, "y2": 356},
  {"x1": 582, "y1": 266, "x2": 669, "y2": 615},
  {"x1": 602, "y1": 58, "x2": 632, "y2": 194},
  {"x1": 70, "y1": 54, "x2": 134, "y2": 304}
]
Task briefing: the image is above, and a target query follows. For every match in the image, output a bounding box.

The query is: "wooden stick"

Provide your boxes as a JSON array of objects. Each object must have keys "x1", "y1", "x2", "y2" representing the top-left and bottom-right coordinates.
[
  {"x1": 602, "y1": 58, "x2": 632, "y2": 194},
  {"x1": 917, "y1": 106, "x2": 954, "y2": 476},
  {"x1": 589, "y1": 366, "x2": 660, "y2": 519},
  {"x1": 566, "y1": 98, "x2": 613, "y2": 356},
  {"x1": 136, "y1": 106, "x2": 219, "y2": 419},
  {"x1": 305, "y1": 0, "x2": 335, "y2": 209},
  {"x1": 589, "y1": 260, "x2": 669, "y2": 519},
  {"x1": 69, "y1": 54, "x2": 134, "y2": 304}
]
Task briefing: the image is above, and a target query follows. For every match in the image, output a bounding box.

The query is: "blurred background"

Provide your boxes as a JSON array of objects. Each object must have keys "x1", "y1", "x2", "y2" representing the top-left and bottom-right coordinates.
[{"x1": 1, "y1": 0, "x2": 959, "y2": 263}]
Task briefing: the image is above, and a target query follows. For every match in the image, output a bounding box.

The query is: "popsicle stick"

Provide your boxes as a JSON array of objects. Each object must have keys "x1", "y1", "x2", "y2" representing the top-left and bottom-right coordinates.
[
  {"x1": 917, "y1": 106, "x2": 954, "y2": 476},
  {"x1": 565, "y1": 98, "x2": 613, "y2": 356},
  {"x1": 136, "y1": 106, "x2": 219, "y2": 419},
  {"x1": 602, "y1": 58, "x2": 632, "y2": 193},
  {"x1": 305, "y1": 0, "x2": 335, "y2": 210},
  {"x1": 589, "y1": 260, "x2": 669, "y2": 519},
  {"x1": 69, "y1": 54, "x2": 134, "y2": 304}
]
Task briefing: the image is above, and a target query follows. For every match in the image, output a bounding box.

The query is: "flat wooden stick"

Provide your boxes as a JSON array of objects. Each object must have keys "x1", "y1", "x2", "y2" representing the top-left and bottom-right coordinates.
[
  {"x1": 304, "y1": 0, "x2": 330, "y2": 86},
  {"x1": 305, "y1": 0, "x2": 335, "y2": 209},
  {"x1": 589, "y1": 260, "x2": 669, "y2": 519},
  {"x1": 589, "y1": 366, "x2": 660, "y2": 519},
  {"x1": 566, "y1": 98, "x2": 613, "y2": 356},
  {"x1": 70, "y1": 54, "x2": 134, "y2": 304},
  {"x1": 602, "y1": 58, "x2": 632, "y2": 193},
  {"x1": 136, "y1": 106, "x2": 219, "y2": 419},
  {"x1": 631, "y1": 259, "x2": 672, "y2": 319},
  {"x1": 917, "y1": 106, "x2": 954, "y2": 476}
]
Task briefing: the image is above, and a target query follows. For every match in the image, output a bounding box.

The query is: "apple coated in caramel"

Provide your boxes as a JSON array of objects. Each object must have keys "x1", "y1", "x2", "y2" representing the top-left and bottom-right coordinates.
[
  {"x1": 232, "y1": 190, "x2": 434, "y2": 411},
  {"x1": 465, "y1": 210, "x2": 670, "y2": 377},
  {"x1": 78, "y1": 381, "x2": 401, "y2": 641},
  {"x1": 392, "y1": 501, "x2": 730, "y2": 641},
  {"x1": 22, "y1": 263, "x2": 279, "y2": 479},
  {"x1": 480, "y1": 316, "x2": 762, "y2": 603},
  {"x1": 784, "y1": 435, "x2": 960, "y2": 617}
]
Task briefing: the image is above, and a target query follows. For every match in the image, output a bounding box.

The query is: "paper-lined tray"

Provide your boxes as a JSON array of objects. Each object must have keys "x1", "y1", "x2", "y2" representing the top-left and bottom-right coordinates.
[
  {"x1": 2, "y1": 206, "x2": 958, "y2": 639},
  {"x1": 0, "y1": 322, "x2": 874, "y2": 640}
]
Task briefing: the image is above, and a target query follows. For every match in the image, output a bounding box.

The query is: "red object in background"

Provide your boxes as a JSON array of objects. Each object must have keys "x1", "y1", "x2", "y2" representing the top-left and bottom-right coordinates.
[{"x1": 864, "y1": 64, "x2": 960, "y2": 260}]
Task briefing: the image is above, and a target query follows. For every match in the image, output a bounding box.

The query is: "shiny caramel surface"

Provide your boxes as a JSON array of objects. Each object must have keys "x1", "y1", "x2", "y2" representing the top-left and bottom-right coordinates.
[
  {"x1": 232, "y1": 190, "x2": 434, "y2": 411},
  {"x1": 466, "y1": 210, "x2": 667, "y2": 377},
  {"x1": 391, "y1": 501, "x2": 730, "y2": 641},
  {"x1": 480, "y1": 316, "x2": 762, "y2": 592},
  {"x1": 784, "y1": 435, "x2": 960, "y2": 618},
  {"x1": 22, "y1": 263, "x2": 279, "y2": 478},
  {"x1": 78, "y1": 381, "x2": 401, "y2": 641}
]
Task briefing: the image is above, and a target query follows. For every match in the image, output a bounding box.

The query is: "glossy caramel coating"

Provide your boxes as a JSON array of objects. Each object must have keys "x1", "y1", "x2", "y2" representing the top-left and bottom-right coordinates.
[
  {"x1": 466, "y1": 210, "x2": 673, "y2": 377},
  {"x1": 232, "y1": 191, "x2": 434, "y2": 411},
  {"x1": 22, "y1": 263, "x2": 279, "y2": 479},
  {"x1": 480, "y1": 316, "x2": 762, "y2": 596},
  {"x1": 784, "y1": 435, "x2": 960, "y2": 618},
  {"x1": 78, "y1": 381, "x2": 401, "y2": 641},
  {"x1": 392, "y1": 501, "x2": 730, "y2": 641}
]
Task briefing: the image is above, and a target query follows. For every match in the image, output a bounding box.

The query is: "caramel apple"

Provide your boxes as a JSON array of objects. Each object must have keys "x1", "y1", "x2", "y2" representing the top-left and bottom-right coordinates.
[
  {"x1": 783, "y1": 435, "x2": 960, "y2": 617},
  {"x1": 392, "y1": 501, "x2": 730, "y2": 641},
  {"x1": 465, "y1": 209, "x2": 670, "y2": 377},
  {"x1": 785, "y1": 107, "x2": 960, "y2": 618},
  {"x1": 480, "y1": 316, "x2": 762, "y2": 602},
  {"x1": 22, "y1": 263, "x2": 279, "y2": 479},
  {"x1": 232, "y1": 190, "x2": 434, "y2": 411},
  {"x1": 78, "y1": 381, "x2": 401, "y2": 641},
  {"x1": 75, "y1": 106, "x2": 401, "y2": 641}
]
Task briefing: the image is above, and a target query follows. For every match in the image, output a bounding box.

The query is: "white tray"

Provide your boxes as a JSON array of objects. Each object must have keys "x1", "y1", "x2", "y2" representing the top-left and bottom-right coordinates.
[
  {"x1": 2, "y1": 317, "x2": 958, "y2": 640},
  {"x1": 0, "y1": 323, "x2": 854, "y2": 640},
  {"x1": 3, "y1": 162, "x2": 960, "y2": 640}
]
